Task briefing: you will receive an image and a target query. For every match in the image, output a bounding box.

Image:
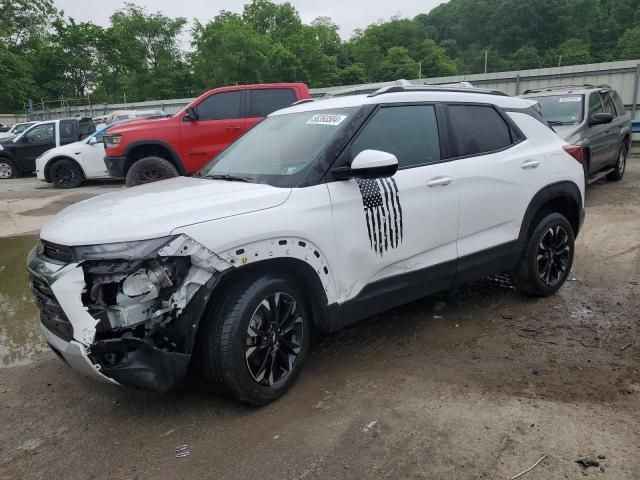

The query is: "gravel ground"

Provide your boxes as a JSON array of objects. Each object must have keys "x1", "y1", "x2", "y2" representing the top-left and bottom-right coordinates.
[{"x1": 0, "y1": 160, "x2": 639, "y2": 480}]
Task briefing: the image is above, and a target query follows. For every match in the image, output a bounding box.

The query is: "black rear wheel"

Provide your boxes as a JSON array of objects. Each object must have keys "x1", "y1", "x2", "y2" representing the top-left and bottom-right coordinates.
[
  {"x1": 511, "y1": 212, "x2": 575, "y2": 297},
  {"x1": 50, "y1": 158, "x2": 83, "y2": 188},
  {"x1": 197, "y1": 273, "x2": 311, "y2": 406},
  {"x1": 125, "y1": 156, "x2": 178, "y2": 187}
]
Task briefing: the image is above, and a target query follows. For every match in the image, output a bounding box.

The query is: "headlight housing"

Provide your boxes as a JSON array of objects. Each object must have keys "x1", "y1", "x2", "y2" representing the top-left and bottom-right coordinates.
[
  {"x1": 103, "y1": 134, "x2": 123, "y2": 149},
  {"x1": 74, "y1": 236, "x2": 176, "y2": 261}
]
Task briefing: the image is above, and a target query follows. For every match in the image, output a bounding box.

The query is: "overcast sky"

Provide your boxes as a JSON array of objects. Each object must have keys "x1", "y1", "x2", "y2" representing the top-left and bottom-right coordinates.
[{"x1": 54, "y1": 0, "x2": 446, "y2": 40}]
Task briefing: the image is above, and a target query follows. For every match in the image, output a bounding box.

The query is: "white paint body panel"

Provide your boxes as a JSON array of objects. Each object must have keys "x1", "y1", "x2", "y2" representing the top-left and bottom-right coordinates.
[{"x1": 36, "y1": 137, "x2": 109, "y2": 180}]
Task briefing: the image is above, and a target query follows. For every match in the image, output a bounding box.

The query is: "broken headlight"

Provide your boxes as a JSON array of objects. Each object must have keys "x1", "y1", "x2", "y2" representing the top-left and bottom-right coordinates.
[{"x1": 74, "y1": 236, "x2": 176, "y2": 261}]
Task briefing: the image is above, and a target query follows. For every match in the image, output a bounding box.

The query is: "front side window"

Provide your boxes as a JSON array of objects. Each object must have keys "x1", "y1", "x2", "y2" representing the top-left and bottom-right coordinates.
[
  {"x1": 600, "y1": 93, "x2": 616, "y2": 116},
  {"x1": 448, "y1": 105, "x2": 512, "y2": 157},
  {"x1": 24, "y1": 123, "x2": 55, "y2": 144},
  {"x1": 529, "y1": 94, "x2": 584, "y2": 125},
  {"x1": 349, "y1": 105, "x2": 441, "y2": 168},
  {"x1": 588, "y1": 93, "x2": 604, "y2": 117},
  {"x1": 249, "y1": 89, "x2": 297, "y2": 117},
  {"x1": 196, "y1": 91, "x2": 242, "y2": 120},
  {"x1": 200, "y1": 107, "x2": 357, "y2": 186},
  {"x1": 610, "y1": 91, "x2": 625, "y2": 116}
]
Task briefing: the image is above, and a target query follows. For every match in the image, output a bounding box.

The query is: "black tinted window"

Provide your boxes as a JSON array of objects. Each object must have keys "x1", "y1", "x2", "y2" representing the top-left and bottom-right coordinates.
[
  {"x1": 350, "y1": 105, "x2": 440, "y2": 168},
  {"x1": 249, "y1": 89, "x2": 297, "y2": 117},
  {"x1": 448, "y1": 105, "x2": 512, "y2": 157},
  {"x1": 196, "y1": 91, "x2": 242, "y2": 120},
  {"x1": 60, "y1": 120, "x2": 74, "y2": 140}
]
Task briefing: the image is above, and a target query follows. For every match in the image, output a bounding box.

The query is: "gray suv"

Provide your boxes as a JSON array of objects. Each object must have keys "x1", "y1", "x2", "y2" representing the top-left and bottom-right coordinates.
[{"x1": 521, "y1": 84, "x2": 631, "y2": 183}]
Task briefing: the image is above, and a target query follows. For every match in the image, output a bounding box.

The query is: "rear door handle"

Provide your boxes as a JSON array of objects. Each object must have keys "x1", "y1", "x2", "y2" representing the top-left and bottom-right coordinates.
[
  {"x1": 427, "y1": 176, "x2": 452, "y2": 187},
  {"x1": 521, "y1": 160, "x2": 540, "y2": 169}
]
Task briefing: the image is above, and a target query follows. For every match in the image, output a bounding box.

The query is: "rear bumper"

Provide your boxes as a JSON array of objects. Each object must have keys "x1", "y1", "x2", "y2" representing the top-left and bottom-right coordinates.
[{"x1": 104, "y1": 156, "x2": 127, "y2": 178}]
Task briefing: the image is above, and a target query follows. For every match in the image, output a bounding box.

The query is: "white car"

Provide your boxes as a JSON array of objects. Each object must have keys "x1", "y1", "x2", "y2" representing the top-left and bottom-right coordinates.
[
  {"x1": 28, "y1": 85, "x2": 585, "y2": 405},
  {"x1": 0, "y1": 121, "x2": 38, "y2": 140},
  {"x1": 35, "y1": 125, "x2": 113, "y2": 188}
]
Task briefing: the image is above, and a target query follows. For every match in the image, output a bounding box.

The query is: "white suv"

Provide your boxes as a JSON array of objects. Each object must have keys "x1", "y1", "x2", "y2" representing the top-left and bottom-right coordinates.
[{"x1": 28, "y1": 85, "x2": 585, "y2": 405}]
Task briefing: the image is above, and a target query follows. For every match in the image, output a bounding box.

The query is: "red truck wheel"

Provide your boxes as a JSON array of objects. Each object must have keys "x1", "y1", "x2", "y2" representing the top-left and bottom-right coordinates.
[{"x1": 125, "y1": 157, "x2": 179, "y2": 187}]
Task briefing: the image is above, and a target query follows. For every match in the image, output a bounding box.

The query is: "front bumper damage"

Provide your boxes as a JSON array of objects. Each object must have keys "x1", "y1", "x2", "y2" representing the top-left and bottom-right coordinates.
[{"x1": 27, "y1": 235, "x2": 232, "y2": 392}]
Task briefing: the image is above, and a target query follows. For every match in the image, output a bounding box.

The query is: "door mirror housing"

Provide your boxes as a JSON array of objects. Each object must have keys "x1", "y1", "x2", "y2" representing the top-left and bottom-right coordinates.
[
  {"x1": 88, "y1": 136, "x2": 97, "y2": 145},
  {"x1": 183, "y1": 107, "x2": 199, "y2": 122},
  {"x1": 333, "y1": 149, "x2": 399, "y2": 180},
  {"x1": 589, "y1": 112, "x2": 613, "y2": 125}
]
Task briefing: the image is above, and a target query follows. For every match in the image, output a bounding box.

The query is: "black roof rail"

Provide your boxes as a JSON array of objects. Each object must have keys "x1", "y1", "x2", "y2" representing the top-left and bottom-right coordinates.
[{"x1": 368, "y1": 85, "x2": 508, "y2": 97}]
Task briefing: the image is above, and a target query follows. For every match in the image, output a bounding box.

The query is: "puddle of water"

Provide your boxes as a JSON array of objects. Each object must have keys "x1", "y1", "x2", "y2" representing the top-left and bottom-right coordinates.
[{"x1": 0, "y1": 235, "x2": 49, "y2": 367}]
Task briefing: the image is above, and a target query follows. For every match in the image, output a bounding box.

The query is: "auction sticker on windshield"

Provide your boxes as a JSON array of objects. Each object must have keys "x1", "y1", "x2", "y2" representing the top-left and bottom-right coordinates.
[
  {"x1": 307, "y1": 114, "x2": 348, "y2": 126},
  {"x1": 558, "y1": 97, "x2": 581, "y2": 103}
]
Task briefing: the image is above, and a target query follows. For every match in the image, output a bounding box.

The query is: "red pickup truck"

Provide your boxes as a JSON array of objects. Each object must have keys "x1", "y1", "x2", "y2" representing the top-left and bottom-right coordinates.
[{"x1": 103, "y1": 83, "x2": 311, "y2": 186}]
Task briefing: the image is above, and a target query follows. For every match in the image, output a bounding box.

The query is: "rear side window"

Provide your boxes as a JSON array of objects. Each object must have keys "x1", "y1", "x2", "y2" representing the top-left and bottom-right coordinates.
[
  {"x1": 448, "y1": 105, "x2": 512, "y2": 157},
  {"x1": 79, "y1": 119, "x2": 95, "y2": 139},
  {"x1": 349, "y1": 105, "x2": 441, "y2": 168},
  {"x1": 249, "y1": 89, "x2": 297, "y2": 117},
  {"x1": 60, "y1": 120, "x2": 75, "y2": 142},
  {"x1": 197, "y1": 91, "x2": 242, "y2": 120}
]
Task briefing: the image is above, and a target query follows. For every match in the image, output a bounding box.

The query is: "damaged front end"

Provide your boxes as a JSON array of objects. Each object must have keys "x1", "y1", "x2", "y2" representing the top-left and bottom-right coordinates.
[{"x1": 29, "y1": 235, "x2": 232, "y2": 392}]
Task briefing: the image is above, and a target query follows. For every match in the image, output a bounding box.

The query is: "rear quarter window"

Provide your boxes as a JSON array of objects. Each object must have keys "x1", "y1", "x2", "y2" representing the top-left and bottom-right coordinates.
[
  {"x1": 448, "y1": 105, "x2": 513, "y2": 157},
  {"x1": 249, "y1": 89, "x2": 297, "y2": 117}
]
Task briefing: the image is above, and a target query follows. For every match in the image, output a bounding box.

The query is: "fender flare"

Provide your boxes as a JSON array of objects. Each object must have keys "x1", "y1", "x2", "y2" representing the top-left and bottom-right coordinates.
[
  {"x1": 518, "y1": 180, "x2": 583, "y2": 244},
  {"x1": 123, "y1": 140, "x2": 185, "y2": 175}
]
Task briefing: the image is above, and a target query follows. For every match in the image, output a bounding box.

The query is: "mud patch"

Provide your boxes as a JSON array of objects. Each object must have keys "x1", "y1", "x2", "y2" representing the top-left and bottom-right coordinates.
[{"x1": 0, "y1": 235, "x2": 48, "y2": 367}]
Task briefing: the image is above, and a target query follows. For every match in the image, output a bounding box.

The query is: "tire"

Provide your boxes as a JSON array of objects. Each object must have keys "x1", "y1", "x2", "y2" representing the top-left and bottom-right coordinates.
[
  {"x1": 0, "y1": 158, "x2": 17, "y2": 179},
  {"x1": 606, "y1": 144, "x2": 627, "y2": 181},
  {"x1": 511, "y1": 212, "x2": 575, "y2": 297},
  {"x1": 197, "y1": 272, "x2": 311, "y2": 406},
  {"x1": 49, "y1": 158, "x2": 84, "y2": 188},
  {"x1": 125, "y1": 157, "x2": 178, "y2": 187}
]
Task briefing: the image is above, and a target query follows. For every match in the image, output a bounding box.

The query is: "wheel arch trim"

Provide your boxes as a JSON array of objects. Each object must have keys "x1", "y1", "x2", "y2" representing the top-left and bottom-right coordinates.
[
  {"x1": 44, "y1": 155, "x2": 86, "y2": 182},
  {"x1": 123, "y1": 140, "x2": 185, "y2": 175}
]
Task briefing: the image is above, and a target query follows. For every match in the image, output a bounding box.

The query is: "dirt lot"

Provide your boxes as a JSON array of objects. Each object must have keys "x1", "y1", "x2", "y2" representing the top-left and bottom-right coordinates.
[{"x1": 1, "y1": 161, "x2": 639, "y2": 480}]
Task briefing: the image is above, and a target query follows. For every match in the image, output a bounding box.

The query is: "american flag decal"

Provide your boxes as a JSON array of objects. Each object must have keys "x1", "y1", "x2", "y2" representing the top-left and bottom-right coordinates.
[{"x1": 356, "y1": 178, "x2": 404, "y2": 256}]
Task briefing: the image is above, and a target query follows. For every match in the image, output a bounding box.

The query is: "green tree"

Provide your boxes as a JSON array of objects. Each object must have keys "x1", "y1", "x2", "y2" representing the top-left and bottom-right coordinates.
[
  {"x1": 615, "y1": 26, "x2": 640, "y2": 60},
  {"x1": 557, "y1": 38, "x2": 592, "y2": 66},
  {"x1": 510, "y1": 46, "x2": 543, "y2": 70},
  {"x1": 416, "y1": 39, "x2": 457, "y2": 77},
  {"x1": 379, "y1": 46, "x2": 419, "y2": 81}
]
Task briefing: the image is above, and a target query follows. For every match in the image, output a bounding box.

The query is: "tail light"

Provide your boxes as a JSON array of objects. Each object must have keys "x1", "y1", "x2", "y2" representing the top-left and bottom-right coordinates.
[{"x1": 563, "y1": 144, "x2": 584, "y2": 165}]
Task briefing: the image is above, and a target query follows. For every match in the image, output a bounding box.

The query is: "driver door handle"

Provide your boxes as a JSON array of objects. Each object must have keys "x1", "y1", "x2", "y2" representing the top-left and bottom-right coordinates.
[
  {"x1": 521, "y1": 159, "x2": 540, "y2": 169},
  {"x1": 427, "y1": 176, "x2": 452, "y2": 187},
  {"x1": 225, "y1": 126, "x2": 242, "y2": 131}
]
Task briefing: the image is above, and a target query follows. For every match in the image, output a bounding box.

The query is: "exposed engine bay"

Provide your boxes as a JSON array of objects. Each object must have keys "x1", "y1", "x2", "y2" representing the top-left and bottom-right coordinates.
[{"x1": 76, "y1": 235, "x2": 232, "y2": 391}]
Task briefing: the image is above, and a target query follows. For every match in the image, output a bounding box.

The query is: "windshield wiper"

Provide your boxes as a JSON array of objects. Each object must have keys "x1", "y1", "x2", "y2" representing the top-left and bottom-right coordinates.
[
  {"x1": 204, "y1": 173, "x2": 253, "y2": 183},
  {"x1": 547, "y1": 120, "x2": 576, "y2": 126}
]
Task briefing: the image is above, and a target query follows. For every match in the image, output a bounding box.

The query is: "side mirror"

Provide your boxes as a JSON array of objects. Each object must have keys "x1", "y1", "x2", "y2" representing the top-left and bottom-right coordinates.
[
  {"x1": 333, "y1": 149, "x2": 399, "y2": 180},
  {"x1": 184, "y1": 107, "x2": 199, "y2": 122},
  {"x1": 590, "y1": 112, "x2": 613, "y2": 125},
  {"x1": 88, "y1": 136, "x2": 97, "y2": 145},
  {"x1": 20, "y1": 135, "x2": 31, "y2": 144}
]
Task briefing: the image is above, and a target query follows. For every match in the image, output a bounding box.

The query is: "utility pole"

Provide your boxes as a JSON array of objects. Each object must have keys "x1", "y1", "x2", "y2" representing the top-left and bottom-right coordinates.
[
  {"x1": 558, "y1": 55, "x2": 562, "y2": 67},
  {"x1": 418, "y1": 61, "x2": 422, "y2": 79},
  {"x1": 123, "y1": 90, "x2": 127, "y2": 106},
  {"x1": 484, "y1": 49, "x2": 489, "y2": 74}
]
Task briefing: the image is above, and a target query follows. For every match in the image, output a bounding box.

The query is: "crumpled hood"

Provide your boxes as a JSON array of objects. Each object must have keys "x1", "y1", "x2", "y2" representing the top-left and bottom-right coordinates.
[{"x1": 41, "y1": 176, "x2": 291, "y2": 246}]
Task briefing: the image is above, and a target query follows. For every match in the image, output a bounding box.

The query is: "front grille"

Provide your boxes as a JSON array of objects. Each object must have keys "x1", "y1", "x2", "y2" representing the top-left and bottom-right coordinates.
[
  {"x1": 30, "y1": 274, "x2": 74, "y2": 342},
  {"x1": 42, "y1": 241, "x2": 75, "y2": 263}
]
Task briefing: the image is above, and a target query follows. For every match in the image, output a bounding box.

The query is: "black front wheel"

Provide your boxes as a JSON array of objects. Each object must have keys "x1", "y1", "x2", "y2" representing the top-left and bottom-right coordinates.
[
  {"x1": 512, "y1": 212, "x2": 575, "y2": 297},
  {"x1": 197, "y1": 273, "x2": 311, "y2": 406},
  {"x1": 50, "y1": 158, "x2": 83, "y2": 188},
  {"x1": 125, "y1": 157, "x2": 179, "y2": 187},
  {"x1": 0, "y1": 158, "x2": 17, "y2": 179},
  {"x1": 606, "y1": 144, "x2": 627, "y2": 181}
]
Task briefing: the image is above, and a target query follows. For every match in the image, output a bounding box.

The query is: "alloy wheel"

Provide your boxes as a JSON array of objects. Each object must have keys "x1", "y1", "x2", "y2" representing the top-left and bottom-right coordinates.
[
  {"x1": 52, "y1": 164, "x2": 79, "y2": 187},
  {"x1": 536, "y1": 225, "x2": 571, "y2": 286},
  {"x1": 245, "y1": 292, "x2": 304, "y2": 387},
  {"x1": 0, "y1": 162, "x2": 12, "y2": 179},
  {"x1": 618, "y1": 147, "x2": 626, "y2": 175}
]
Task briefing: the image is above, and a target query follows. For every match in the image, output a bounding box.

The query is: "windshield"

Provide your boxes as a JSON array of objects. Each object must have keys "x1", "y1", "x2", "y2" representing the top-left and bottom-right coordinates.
[
  {"x1": 13, "y1": 123, "x2": 33, "y2": 134},
  {"x1": 530, "y1": 94, "x2": 584, "y2": 125},
  {"x1": 200, "y1": 107, "x2": 357, "y2": 187}
]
